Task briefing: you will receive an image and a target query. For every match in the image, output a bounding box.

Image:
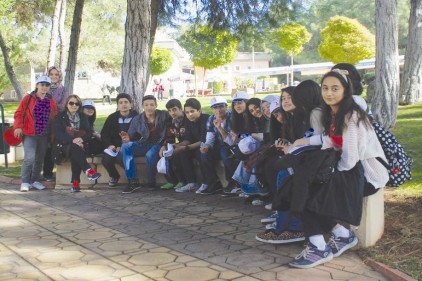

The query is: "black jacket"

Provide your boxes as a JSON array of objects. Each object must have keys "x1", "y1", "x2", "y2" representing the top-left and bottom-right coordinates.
[
  {"x1": 101, "y1": 110, "x2": 138, "y2": 148},
  {"x1": 53, "y1": 111, "x2": 93, "y2": 144}
]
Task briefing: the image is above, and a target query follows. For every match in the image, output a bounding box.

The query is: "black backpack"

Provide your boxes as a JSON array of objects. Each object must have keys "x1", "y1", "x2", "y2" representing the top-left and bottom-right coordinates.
[{"x1": 372, "y1": 121, "x2": 413, "y2": 187}]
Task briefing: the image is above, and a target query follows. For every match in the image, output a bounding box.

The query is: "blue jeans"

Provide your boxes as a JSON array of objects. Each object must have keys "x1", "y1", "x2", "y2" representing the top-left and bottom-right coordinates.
[
  {"x1": 121, "y1": 141, "x2": 159, "y2": 184},
  {"x1": 21, "y1": 135, "x2": 48, "y2": 184}
]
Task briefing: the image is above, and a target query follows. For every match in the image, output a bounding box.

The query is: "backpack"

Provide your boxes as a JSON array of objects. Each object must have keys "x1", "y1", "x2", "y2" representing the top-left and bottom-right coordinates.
[{"x1": 372, "y1": 121, "x2": 413, "y2": 187}]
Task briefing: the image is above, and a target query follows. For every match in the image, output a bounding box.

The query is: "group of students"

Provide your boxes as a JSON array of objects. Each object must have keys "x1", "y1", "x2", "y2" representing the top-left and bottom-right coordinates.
[{"x1": 12, "y1": 62, "x2": 389, "y2": 269}]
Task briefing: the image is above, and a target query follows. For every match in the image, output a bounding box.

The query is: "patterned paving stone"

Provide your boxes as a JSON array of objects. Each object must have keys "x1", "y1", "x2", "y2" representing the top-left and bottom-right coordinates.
[
  {"x1": 0, "y1": 184, "x2": 389, "y2": 281},
  {"x1": 166, "y1": 267, "x2": 220, "y2": 281}
]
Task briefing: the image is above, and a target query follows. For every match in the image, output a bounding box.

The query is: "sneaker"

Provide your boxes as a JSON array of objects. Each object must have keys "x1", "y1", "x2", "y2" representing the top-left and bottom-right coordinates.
[
  {"x1": 173, "y1": 182, "x2": 184, "y2": 189},
  {"x1": 122, "y1": 180, "x2": 141, "y2": 194},
  {"x1": 256, "y1": 229, "x2": 306, "y2": 244},
  {"x1": 195, "y1": 184, "x2": 208, "y2": 194},
  {"x1": 241, "y1": 184, "x2": 269, "y2": 196},
  {"x1": 289, "y1": 243, "x2": 334, "y2": 269},
  {"x1": 175, "y1": 183, "x2": 198, "y2": 193},
  {"x1": 160, "y1": 182, "x2": 175, "y2": 190},
  {"x1": 20, "y1": 183, "x2": 30, "y2": 192},
  {"x1": 108, "y1": 177, "x2": 119, "y2": 187},
  {"x1": 196, "y1": 182, "x2": 222, "y2": 195},
  {"x1": 238, "y1": 192, "x2": 249, "y2": 198},
  {"x1": 252, "y1": 199, "x2": 265, "y2": 206},
  {"x1": 86, "y1": 168, "x2": 101, "y2": 181},
  {"x1": 328, "y1": 230, "x2": 358, "y2": 257},
  {"x1": 71, "y1": 180, "x2": 80, "y2": 193},
  {"x1": 265, "y1": 203, "x2": 272, "y2": 211},
  {"x1": 44, "y1": 175, "x2": 55, "y2": 182},
  {"x1": 222, "y1": 186, "x2": 242, "y2": 196},
  {"x1": 31, "y1": 181, "x2": 46, "y2": 190},
  {"x1": 266, "y1": 221, "x2": 277, "y2": 230},
  {"x1": 261, "y1": 212, "x2": 277, "y2": 223}
]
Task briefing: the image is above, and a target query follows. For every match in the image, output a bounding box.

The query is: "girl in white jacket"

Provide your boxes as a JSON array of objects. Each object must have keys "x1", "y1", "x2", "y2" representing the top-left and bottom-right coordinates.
[{"x1": 289, "y1": 69, "x2": 388, "y2": 269}]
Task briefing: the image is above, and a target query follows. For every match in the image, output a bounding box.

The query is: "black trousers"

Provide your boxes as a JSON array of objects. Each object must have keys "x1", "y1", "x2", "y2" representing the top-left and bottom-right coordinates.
[
  {"x1": 299, "y1": 210, "x2": 337, "y2": 237},
  {"x1": 165, "y1": 152, "x2": 186, "y2": 184},
  {"x1": 70, "y1": 144, "x2": 91, "y2": 182},
  {"x1": 180, "y1": 149, "x2": 201, "y2": 183},
  {"x1": 43, "y1": 145, "x2": 54, "y2": 177},
  {"x1": 101, "y1": 152, "x2": 123, "y2": 179},
  {"x1": 263, "y1": 154, "x2": 283, "y2": 198}
]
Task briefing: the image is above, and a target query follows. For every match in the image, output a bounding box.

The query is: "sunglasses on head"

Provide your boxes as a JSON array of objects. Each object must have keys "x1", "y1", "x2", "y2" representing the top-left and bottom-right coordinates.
[
  {"x1": 68, "y1": 101, "x2": 80, "y2": 106},
  {"x1": 39, "y1": 83, "x2": 51, "y2": 87}
]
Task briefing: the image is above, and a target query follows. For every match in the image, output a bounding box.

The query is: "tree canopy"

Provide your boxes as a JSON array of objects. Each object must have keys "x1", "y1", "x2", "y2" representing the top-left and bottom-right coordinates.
[
  {"x1": 273, "y1": 23, "x2": 311, "y2": 56},
  {"x1": 318, "y1": 16, "x2": 375, "y2": 64},
  {"x1": 150, "y1": 46, "x2": 173, "y2": 76},
  {"x1": 178, "y1": 25, "x2": 238, "y2": 70}
]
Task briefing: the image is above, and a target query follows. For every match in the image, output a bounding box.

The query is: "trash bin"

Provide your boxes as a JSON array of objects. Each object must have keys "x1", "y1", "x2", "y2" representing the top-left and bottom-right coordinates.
[{"x1": 0, "y1": 123, "x2": 10, "y2": 154}]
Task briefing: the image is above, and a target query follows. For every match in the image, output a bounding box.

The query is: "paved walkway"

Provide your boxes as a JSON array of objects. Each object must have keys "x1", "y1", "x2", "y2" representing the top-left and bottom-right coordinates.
[{"x1": 0, "y1": 183, "x2": 388, "y2": 281}]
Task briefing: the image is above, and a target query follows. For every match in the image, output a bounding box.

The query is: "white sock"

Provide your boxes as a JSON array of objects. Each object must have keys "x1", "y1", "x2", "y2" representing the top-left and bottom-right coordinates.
[
  {"x1": 309, "y1": 235, "x2": 326, "y2": 250},
  {"x1": 332, "y1": 225, "x2": 350, "y2": 238}
]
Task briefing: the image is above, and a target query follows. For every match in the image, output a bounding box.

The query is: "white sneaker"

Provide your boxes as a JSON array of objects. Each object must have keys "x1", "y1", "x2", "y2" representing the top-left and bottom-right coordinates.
[
  {"x1": 175, "y1": 183, "x2": 198, "y2": 193},
  {"x1": 20, "y1": 183, "x2": 31, "y2": 192},
  {"x1": 265, "y1": 203, "x2": 272, "y2": 210},
  {"x1": 195, "y1": 184, "x2": 208, "y2": 194},
  {"x1": 32, "y1": 181, "x2": 46, "y2": 190}
]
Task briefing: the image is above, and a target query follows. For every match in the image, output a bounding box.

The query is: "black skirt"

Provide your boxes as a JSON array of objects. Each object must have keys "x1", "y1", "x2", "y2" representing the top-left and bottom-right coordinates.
[{"x1": 307, "y1": 162, "x2": 365, "y2": 226}]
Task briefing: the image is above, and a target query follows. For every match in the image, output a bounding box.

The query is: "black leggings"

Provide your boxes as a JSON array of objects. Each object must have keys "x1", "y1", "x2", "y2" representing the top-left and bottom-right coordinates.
[
  {"x1": 299, "y1": 210, "x2": 337, "y2": 237},
  {"x1": 69, "y1": 144, "x2": 91, "y2": 182}
]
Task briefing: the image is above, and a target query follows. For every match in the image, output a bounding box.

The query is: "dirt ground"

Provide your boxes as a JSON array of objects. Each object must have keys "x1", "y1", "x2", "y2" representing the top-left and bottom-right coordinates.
[{"x1": 358, "y1": 188, "x2": 422, "y2": 280}]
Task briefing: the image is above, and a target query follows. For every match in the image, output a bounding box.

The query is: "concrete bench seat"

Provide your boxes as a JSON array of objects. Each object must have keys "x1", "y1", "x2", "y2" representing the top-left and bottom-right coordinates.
[{"x1": 55, "y1": 154, "x2": 228, "y2": 187}]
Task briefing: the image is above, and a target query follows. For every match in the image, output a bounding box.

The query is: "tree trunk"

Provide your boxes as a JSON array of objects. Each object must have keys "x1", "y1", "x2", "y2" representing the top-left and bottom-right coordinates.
[
  {"x1": 47, "y1": 0, "x2": 62, "y2": 69},
  {"x1": 64, "y1": 0, "x2": 84, "y2": 95},
  {"x1": 120, "y1": 0, "x2": 161, "y2": 112},
  {"x1": 0, "y1": 31, "x2": 24, "y2": 100},
  {"x1": 59, "y1": 0, "x2": 67, "y2": 72},
  {"x1": 201, "y1": 68, "x2": 207, "y2": 97},
  {"x1": 373, "y1": 0, "x2": 399, "y2": 129},
  {"x1": 400, "y1": 0, "x2": 422, "y2": 105}
]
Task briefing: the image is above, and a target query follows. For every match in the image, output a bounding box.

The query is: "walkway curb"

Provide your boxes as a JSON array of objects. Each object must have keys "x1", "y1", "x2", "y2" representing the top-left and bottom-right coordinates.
[{"x1": 365, "y1": 258, "x2": 417, "y2": 281}]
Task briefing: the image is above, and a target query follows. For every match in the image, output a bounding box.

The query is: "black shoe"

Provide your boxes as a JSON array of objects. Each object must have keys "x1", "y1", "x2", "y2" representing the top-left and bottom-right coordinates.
[
  {"x1": 197, "y1": 181, "x2": 222, "y2": 195},
  {"x1": 122, "y1": 180, "x2": 141, "y2": 194},
  {"x1": 44, "y1": 175, "x2": 55, "y2": 182},
  {"x1": 222, "y1": 183, "x2": 242, "y2": 197},
  {"x1": 108, "y1": 177, "x2": 119, "y2": 187}
]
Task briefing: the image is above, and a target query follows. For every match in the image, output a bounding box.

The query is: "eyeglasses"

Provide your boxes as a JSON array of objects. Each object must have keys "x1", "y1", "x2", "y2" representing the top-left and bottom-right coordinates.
[
  {"x1": 68, "y1": 102, "x2": 80, "y2": 106},
  {"x1": 39, "y1": 83, "x2": 51, "y2": 87}
]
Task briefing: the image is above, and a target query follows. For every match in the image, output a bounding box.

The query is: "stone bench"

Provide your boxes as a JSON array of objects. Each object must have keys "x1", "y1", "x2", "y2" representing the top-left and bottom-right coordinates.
[{"x1": 55, "y1": 155, "x2": 228, "y2": 188}]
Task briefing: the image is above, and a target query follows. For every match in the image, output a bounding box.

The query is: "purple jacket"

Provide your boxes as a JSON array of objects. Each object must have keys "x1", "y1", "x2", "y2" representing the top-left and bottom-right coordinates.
[{"x1": 49, "y1": 85, "x2": 69, "y2": 111}]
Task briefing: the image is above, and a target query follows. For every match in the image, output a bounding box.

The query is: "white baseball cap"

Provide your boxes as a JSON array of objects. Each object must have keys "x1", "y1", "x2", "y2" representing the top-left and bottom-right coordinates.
[
  {"x1": 36, "y1": 75, "x2": 51, "y2": 84},
  {"x1": 238, "y1": 136, "x2": 260, "y2": 155},
  {"x1": 210, "y1": 96, "x2": 227, "y2": 108},
  {"x1": 269, "y1": 100, "x2": 281, "y2": 114},
  {"x1": 262, "y1": 95, "x2": 279, "y2": 104},
  {"x1": 82, "y1": 99, "x2": 96, "y2": 108},
  {"x1": 232, "y1": 91, "x2": 249, "y2": 102}
]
